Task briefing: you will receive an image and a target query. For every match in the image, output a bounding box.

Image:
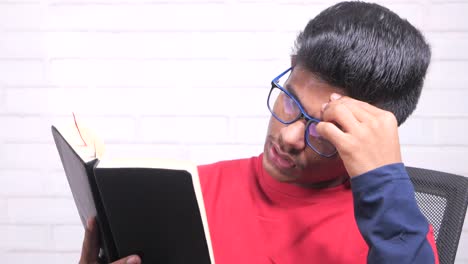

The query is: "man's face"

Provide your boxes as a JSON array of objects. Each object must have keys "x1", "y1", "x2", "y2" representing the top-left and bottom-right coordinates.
[{"x1": 263, "y1": 65, "x2": 347, "y2": 185}]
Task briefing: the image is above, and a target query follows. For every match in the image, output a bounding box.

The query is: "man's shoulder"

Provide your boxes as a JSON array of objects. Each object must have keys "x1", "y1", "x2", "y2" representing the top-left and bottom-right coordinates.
[{"x1": 197, "y1": 155, "x2": 262, "y2": 203}]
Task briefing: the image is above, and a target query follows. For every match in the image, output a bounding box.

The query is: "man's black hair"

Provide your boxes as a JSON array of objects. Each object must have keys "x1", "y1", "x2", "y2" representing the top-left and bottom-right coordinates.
[{"x1": 294, "y1": 1, "x2": 431, "y2": 125}]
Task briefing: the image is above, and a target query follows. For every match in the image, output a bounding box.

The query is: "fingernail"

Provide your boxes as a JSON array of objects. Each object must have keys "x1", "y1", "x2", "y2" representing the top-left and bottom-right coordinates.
[
  {"x1": 126, "y1": 255, "x2": 140, "y2": 264},
  {"x1": 331, "y1": 93, "x2": 342, "y2": 100},
  {"x1": 321, "y1": 102, "x2": 328, "y2": 112}
]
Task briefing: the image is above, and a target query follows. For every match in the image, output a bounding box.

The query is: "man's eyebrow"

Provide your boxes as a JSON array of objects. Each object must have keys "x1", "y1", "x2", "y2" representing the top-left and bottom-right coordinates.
[
  {"x1": 285, "y1": 84, "x2": 305, "y2": 107},
  {"x1": 285, "y1": 84, "x2": 319, "y2": 119}
]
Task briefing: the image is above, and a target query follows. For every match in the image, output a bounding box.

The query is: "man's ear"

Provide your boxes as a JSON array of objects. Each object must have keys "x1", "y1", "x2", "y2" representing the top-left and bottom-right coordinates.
[{"x1": 291, "y1": 55, "x2": 297, "y2": 67}]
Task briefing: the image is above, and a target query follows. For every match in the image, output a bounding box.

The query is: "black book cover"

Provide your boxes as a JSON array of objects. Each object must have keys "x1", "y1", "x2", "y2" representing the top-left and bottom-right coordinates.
[
  {"x1": 51, "y1": 126, "x2": 118, "y2": 262},
  {"x1": 95, "y1": 167, "x2": 211, "y2": 264}
]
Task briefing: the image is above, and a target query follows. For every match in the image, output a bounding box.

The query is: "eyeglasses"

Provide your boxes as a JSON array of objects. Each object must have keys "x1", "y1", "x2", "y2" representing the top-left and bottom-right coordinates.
[{"x1": 267, "y1": 67, "x2": 337, "y2": 158}]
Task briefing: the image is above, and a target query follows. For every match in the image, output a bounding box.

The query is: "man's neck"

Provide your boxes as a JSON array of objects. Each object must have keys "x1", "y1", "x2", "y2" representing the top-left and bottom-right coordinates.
[{"x1": 294, "y1": 173, "x2": 349, "y2": 189}]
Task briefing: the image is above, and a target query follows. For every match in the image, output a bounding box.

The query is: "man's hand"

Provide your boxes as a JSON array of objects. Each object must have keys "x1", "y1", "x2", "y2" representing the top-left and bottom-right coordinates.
[
  {"x1": 316, "y1": 93, "x2": 402, "y2": 177},
  {"x1": 79, "y1": 217, "x2": 141, "y2": 264}
]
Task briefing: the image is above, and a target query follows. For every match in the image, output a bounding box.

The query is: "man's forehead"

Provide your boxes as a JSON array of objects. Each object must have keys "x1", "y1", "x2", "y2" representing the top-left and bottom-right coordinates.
[
  {"x1": 286, "y1": 66, "x2": 346, "y2": 115},
  {"x1": 288, "y1": 67, "x2": 344, "y2": 95},
  {"x1": 290, "y1": 66, "x2": 335, "y2": 88}
]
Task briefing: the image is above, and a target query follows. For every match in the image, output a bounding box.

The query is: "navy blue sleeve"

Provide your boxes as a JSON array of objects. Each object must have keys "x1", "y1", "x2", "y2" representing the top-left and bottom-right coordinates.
[{"x1": 350, "y1": 163, "x2": 437, "y2": 264}]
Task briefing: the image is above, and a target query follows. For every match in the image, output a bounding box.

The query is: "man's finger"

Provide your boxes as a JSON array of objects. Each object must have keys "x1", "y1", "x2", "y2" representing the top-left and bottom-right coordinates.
[
  {"x1": 315, "y1": 121, "x2": 348, "y2": 149},
  {"x1": 330, "y1": 94, "x2": 382, "y2": 116},
  {"x1": 111, "y1": 255, "x2": 141, "y2": 264},
  {"x1": 79, "y1": 217, "x2": 100, "y2": 264},
  {"x1": 338, "y1": 100, "x2": 375, "y2": 123},
  {"x1": 321, "y1": 101, "x2": 360, "y2": 133}
]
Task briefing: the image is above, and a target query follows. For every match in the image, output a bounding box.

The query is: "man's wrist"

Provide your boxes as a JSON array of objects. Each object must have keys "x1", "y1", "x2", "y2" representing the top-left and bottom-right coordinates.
[{"x1": 350, "y1": 162, "x2": 408, "y2": 193}]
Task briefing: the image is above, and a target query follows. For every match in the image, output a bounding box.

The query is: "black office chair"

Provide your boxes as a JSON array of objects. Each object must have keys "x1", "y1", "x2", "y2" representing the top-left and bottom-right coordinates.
[{"x1": 406, "y1": 167, "x2": 468, "y2": 264}]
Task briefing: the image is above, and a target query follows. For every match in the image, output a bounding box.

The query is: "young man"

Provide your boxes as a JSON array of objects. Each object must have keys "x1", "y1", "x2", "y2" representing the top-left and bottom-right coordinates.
[{"x1": 80, "y1": 2, "x2": 438, "y2": 264}]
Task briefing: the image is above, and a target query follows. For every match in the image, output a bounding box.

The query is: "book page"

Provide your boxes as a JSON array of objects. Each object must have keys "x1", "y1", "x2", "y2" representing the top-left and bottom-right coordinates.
[
  {"x1": 98, "y1": 158, "x2": 195, "y2": 170},
  {"x1": 55, "y1": 115, "x2": 105, "y2": 163},
  {"x1": 190, "y1": 164, "x2": 216, "y2": 264}
]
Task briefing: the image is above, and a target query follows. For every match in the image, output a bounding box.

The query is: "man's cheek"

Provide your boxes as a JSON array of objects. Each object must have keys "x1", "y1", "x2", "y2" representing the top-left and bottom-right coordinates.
[{"x1": 266, "y1": 117, "x2": 281, "y2": 137}]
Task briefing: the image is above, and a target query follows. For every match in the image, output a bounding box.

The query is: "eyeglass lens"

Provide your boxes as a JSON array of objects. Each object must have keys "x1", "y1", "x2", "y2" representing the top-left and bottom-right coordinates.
[{"x1": 268, "y1": 86, "x2": 336, "y2": 157}]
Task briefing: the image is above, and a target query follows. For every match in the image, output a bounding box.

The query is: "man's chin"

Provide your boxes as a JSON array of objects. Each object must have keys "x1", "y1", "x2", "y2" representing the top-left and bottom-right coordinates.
[{"x1": 262, "y1": 149, "x2": 347, "y2": 187}]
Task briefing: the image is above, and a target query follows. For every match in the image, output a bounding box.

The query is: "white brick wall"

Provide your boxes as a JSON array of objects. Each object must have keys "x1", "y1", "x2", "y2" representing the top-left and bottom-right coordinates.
[{"x1": 1, "y1": 1, "x2": 467, "y2": 263}]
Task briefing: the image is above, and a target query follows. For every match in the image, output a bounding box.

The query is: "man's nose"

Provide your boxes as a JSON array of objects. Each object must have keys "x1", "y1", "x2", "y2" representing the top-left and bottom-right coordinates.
[{"x1": 279, "y1": 120, "x2": 306, "y2": 152}]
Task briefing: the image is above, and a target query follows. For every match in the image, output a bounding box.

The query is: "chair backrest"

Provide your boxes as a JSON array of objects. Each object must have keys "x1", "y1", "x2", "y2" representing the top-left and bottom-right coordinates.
[{"x1": 406, "y1": 167, "x2": 468, "y2": 264}]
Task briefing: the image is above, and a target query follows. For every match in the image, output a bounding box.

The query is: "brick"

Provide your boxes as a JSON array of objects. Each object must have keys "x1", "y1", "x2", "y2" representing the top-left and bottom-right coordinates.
[
  {"x1": 0, "y1": 32, "x2": 43, "y2": 59},
  {"x1": 223, "y1": 3, "x2": 324, "y2": 32},
  {"x1": 0, "y1": 170, "x2": 46, "y2": 196},
  {"x1": 7, "y1": 198, "x2": 80, "y2": 224},
  {"x1": 233, "y1": 117, "x2": 270, "y2": 144},
  {"x1": 222, "y1": 32, "x2": 296, "y2": 60},
  {"x1": 0, "y1": 60, "x2": 47, "y2": 86},
  {"x1": 4, "y1": 252, "x2": 80, "y2": 264},
  {"x1": 41, "y1": 3, "x2": 338, "y2": 32},
  {"x1": 3, "y1": 88, "x2": 68, "y2": 114},
  {"x1": 375, "y1": 3, "x2": 423, "y2": 30},
  {"x1": 5, "y1": 87, "x2": 270, "y2": 117},
  {"x1": 413, "y1": 90, "x2": 468, "y2": 117},
  {"x1": 49, "y1": 59, "x2": 285, "y2": 88},
  {"x1": 426, "y1": 32, "x2": 468, "y2": 60},
  {"x1": 5, "y1": 88, "x2": 107, "y2": 114},
  {"x1": 399, "y1": 116, "x2": 468, "y2": 147},
  {"x1": 0, "y1": 169, "x2": 72, "y2": 197},
  {"x1": 0, "y1": 116, "x2": 69, "y2": 143},
  {"x1": 0, "y1": 143, "x2": 62, "y2": 169},
  {"x1": 275, "y1": 0, "x2": 422, "y2": 3},
  {"x1": 0, "y1": 4, "x2": 44, "y2": 30},
  {"x1": 51, "y1": 0, "x2": 223, "y2": 2},
  {"x1": 399, "y1": 117, "x2": 437, "y2": 145},
  {"x1": 44, "y1": 4, "x2": 233, "y2": 31},
  {"x1": 0, "y1": 169, "x2": 71, "y2": 197},
  {"x1": 424, "y1": 61, "x2": 468, "y2": 90},
  {"x1": 274, "y1": 2, "x2": 423, "y2": 27},
  {"x1": 229, "y1": 3, "x2": 422, "y2": 33},
  {"x1": 188, "y1": 144, "x2": 263, "y2": 165},
  {"x1": 5, "y1": 88, "x2": 87, "y2": 114},
  {"x1": 0, "y1": 0, "x2": 39, "y2": 2},
  {"x1": 430, "y1": 0, "x2": 468, "y2": 2},
  {"x1": 176, "y1": 88, "x2": 268, "y2": 117},
  {"x1": 140, "y1": 116, "x2": 230, "y2": 144},
  {"x1": 0, "y1": 199, "x2": 6, "y2": 223},
  {"x1": 103, "y1": 143, "x2": 189, "y2": 160},
  {"x1": 47, "y1": 170, "x2": 74, "y2": 197},
  {"x1": 15, "y1": 2, "x2": 358, "y2": 34},
  {"x1": 73, "y1": 116, "x2": 137, "y2": 142},
  {"x1": 0, "y1": 225, "x2": 50, "y2": 250},
  {"x1": 427, "y1": 3, "x2": 468, "y2": 31},
  {"x1": 0, "y1": 3, "x2": 425, "y2": 33},
  {"x1": 0, "y1": 87, "x2": 5, "y2": 113},
  {"x1": 401, "y1": 146, "x2": 468, "y2": 176},
  {"x1": 42, "y1": 32, "x2": 295, "y2": 60},
  {"x1": 435, "y1": 118, "x2": 468, "y2": 146},
  {"x1": 52, "y1": 224, "x2": 83, "y2": 251}
]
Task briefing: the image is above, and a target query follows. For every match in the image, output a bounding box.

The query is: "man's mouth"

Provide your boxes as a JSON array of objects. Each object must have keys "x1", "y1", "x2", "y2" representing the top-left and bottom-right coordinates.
[{"x1": 269, "y1": 143, "x2": 296, "y2": 171}]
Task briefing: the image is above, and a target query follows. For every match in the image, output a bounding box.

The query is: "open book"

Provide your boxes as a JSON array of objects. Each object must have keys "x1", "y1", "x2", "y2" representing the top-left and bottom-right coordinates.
[{"x1": 51, "y1": 116, "x2": 214, "y2": 264}]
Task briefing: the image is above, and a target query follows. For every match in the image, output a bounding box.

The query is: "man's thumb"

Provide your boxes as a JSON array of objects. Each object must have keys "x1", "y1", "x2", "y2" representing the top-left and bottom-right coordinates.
[{"x1": 112, "y1": 255, "x2": 141, "y2": 264}]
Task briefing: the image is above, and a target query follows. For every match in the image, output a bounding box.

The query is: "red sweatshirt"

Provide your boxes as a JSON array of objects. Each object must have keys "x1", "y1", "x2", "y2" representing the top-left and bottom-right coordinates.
[{"x1": 198, "y1": 154, "x2": 438, "y2": 264}]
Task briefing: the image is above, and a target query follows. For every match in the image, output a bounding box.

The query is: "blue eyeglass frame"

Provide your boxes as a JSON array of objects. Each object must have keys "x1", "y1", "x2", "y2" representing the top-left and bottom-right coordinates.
[{"x1": 267, "y1": 67, "x2": 337, "y2": 158}]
